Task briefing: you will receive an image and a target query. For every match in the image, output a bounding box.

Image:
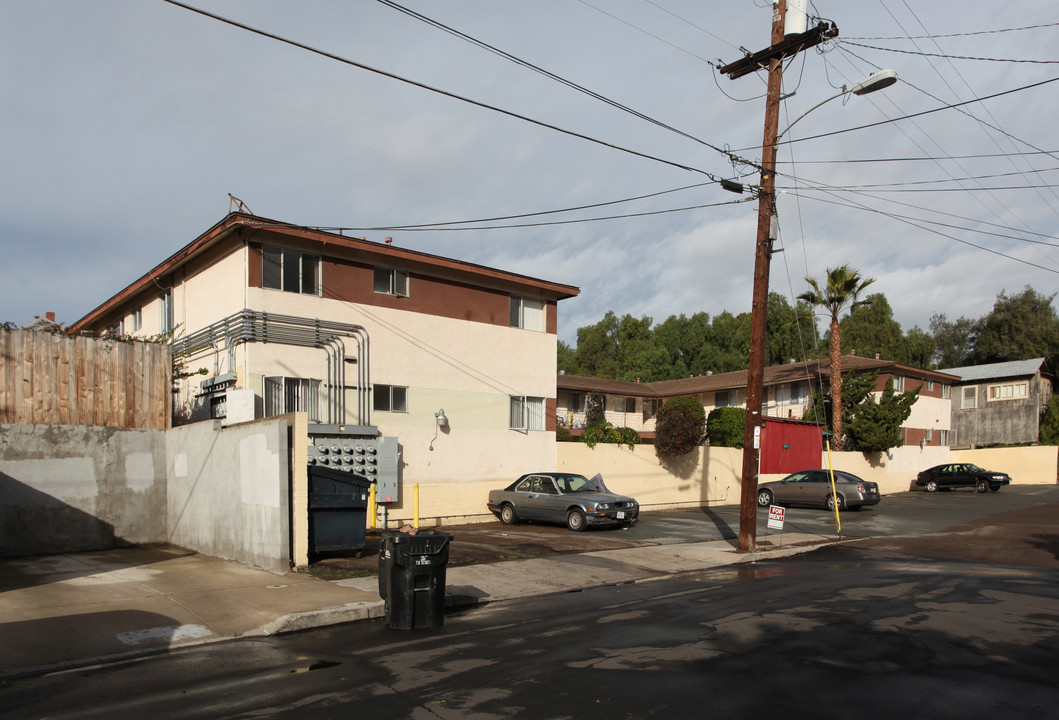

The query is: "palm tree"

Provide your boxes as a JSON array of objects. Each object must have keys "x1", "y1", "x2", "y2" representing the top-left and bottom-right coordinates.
[{"x1": 798, "y1": 265, "x2": 875, "y2": 450}]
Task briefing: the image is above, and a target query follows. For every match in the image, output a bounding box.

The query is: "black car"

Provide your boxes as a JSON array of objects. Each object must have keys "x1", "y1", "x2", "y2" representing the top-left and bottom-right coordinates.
[{"x1": 915, "y1": 463, "x2": 1012, "y2": 493}]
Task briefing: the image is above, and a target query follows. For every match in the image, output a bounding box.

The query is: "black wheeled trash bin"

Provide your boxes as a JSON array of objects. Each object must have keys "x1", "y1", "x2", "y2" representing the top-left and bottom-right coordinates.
[{"x1": 377, "y1": 529, "x2": 453, "y2": 629}]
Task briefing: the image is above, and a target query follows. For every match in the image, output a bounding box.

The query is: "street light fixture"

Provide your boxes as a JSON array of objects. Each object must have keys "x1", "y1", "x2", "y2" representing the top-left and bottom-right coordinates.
[{"x1": 737, "y1": 68, "x2": 897, "y2": 552}]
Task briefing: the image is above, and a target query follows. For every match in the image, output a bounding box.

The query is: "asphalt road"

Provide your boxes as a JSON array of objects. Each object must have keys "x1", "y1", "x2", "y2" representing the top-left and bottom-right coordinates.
[{"x1": 3, "y1": 486, "x2": 1058, "y2": 719}]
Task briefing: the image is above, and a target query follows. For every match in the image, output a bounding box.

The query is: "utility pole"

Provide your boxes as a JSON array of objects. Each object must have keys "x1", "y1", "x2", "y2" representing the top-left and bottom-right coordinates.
[{"x1": 719, "y1": 2, "x2": 837, "y2": 552}]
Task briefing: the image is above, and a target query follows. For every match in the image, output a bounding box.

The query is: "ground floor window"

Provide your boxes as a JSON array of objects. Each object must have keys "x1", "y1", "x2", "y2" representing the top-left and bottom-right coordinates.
[
  {"x1": 510, "y1": 395, "x2": 545, "y2": 431},
  {"x1": 373, "y1": 384, "x2": 408, "y2": 412},
  {"x1": 264, "y1": 376, "x2": 321, "y2": 421}
]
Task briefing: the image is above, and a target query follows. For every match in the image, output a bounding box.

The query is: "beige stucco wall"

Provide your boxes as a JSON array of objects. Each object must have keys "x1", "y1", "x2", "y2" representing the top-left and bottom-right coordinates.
[
  {"x1": 953, "y1": 445, "x2": 1058, "y2": 485},
  {"x1": 906, "y1": 395, "x2": 951, "y2": 433}
]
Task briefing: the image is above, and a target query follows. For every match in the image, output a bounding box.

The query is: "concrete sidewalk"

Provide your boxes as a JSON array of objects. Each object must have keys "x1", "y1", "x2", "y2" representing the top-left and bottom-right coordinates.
[{"x1": 0, "y1": 534, "x2": 832, "y2": 679}]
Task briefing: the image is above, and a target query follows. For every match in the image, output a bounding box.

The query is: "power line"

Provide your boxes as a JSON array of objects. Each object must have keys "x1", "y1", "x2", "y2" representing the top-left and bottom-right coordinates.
[
  {"x1": 317, "y1": 181, "x2": 717, "y2": 231},
  {"x1": 840, "y1": 40, "x2": 1059, "y2": 64},
  {"x1": 375, "y1": 0, "x2": 736, "y2": 159},
  {"x1": 312, "y1": 196, "x2": 754, "y2": 233},
  {"x1": 844, "y1": 21, "x2": 1059, "y2": 40},
  {"x1": 161, "y1": 0, "x2": 726, "y2": 179},
  {"x1": 776, "y1": 149, "x2": 1059, "y2": 164}
]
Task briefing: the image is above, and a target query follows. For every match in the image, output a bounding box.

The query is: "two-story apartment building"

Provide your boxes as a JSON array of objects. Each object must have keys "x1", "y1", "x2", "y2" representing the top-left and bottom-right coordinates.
[
  {"x1": 558, "y1": 354, "x2": 957, "y2": 447},
  {"x1": 938, "y1": 358, "x2": 1052, "y2": 448},
  {"x1": 70, "y1": 212, "x2": 579, "y2": 488}
]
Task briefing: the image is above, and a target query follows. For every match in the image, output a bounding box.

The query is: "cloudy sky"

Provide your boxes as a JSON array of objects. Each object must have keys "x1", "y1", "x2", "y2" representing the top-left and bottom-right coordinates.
[{"x1": 2, "y1": 1, "x2": 1056, "y2": 346}]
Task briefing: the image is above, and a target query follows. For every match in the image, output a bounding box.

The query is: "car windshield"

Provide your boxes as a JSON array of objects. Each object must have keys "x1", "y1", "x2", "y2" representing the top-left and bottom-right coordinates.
[
  {"x1": 556, "y1": 475, "x2": 594, "y2": 493},
  {"x1": 967, "y1": 464, "x2": 985, "y2": 472}
]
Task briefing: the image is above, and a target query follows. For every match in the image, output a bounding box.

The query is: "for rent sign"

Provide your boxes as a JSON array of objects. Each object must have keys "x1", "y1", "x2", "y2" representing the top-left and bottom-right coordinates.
[{"x1": 767, "y1": 505, "x2": 786, "y2": 531}]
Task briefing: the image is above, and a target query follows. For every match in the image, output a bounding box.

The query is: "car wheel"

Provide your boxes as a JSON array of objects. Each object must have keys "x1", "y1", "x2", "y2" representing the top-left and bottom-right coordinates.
[
  {"x1": 925, "y1": 479, "x2": 939, "y2": 493},
  {"x1": 989, "y1": 484, "x2": 1000, "y2": 492},
  {"x1": 975, "y1": 479, "x2": 989, "y2": 493},
  {"x1": 500, "y1": 503, "x2": 519, "y2": 525},
  {"x1": 756, "y1": 489, "x2": 774, "y2": 507},
  {"x1": 825, "y1": 494, "x2": 844, "y2": 511},
  {"x1": 567, "y1": 508, "x2": 586, "y2": 532}
]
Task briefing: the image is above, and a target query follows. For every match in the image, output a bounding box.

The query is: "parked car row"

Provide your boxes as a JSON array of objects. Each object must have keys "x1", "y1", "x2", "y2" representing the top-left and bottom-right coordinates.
[{"x1": 487, "y1": 462, "x2": 1014, "y2": 532}]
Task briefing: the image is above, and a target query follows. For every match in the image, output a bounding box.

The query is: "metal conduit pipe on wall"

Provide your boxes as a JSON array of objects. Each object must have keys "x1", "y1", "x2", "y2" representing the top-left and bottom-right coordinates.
[{"x1": 171, "y1": 310, "x2": 371, "y2": 426}]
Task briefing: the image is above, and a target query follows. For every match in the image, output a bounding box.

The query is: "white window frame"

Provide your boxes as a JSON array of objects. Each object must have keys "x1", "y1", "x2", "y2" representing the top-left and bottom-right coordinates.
[
  {"x1": 987, "y1": 382, "x2": 1028, "y2": 401},
  {"x1": 510, "y1": 395, "x2": 545, "y2": 431},
  {"x1": 374, "y1": 267, "x2": 409, "y2": 297},
  {"x1": 893, "y1": 375, "x2": 905, "y2": 391},
  {"x1": 159, "y1": 288, "x2": 174, "y2": 333},
  {"x1": 264, "y1": 376, "x2": 321, "y2": 422},
  {"x1": 942, "y1": 384, "x2": 950, "y2": 399},
  {"x1": 510, "y1": 295, "x2": 545, "y2": 332},
  {"x1": 373, "y1": 384, "x2": 408, "y2": 412},
  {"x1": 962, "y1": 386, "x2": 978, "y2": 410},
  {"x1": 130, "y1": 308, "x2": 142, "y2": 332},
  {"x1": 262, "y1": 245, "x2": 321, "y2": 295},
  {"x1": 940, "y1": 429, "x2": 949, "y2": 445}
]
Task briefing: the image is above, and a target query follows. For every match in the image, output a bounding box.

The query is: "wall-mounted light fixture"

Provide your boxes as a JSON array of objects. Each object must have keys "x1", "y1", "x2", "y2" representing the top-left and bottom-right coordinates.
[{"x1": 429, "y1": 409, "x2": 448, "y2": 451}]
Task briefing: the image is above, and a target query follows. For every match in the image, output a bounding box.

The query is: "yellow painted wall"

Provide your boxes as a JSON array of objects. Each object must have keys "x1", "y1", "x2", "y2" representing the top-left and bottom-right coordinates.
[{"x1": 953, "y1": 445, "x2": 1058, "y2": 485}]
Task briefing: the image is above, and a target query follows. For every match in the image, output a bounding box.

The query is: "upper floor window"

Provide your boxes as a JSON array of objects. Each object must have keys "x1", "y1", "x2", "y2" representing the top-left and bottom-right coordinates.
[
  {"x1": 941, "y1": 384, "x2": 950, "y2": 399},
  {"x1": 988, "y1": 382, "x2": 1028, "y2": 401},
  {"x1": 160, "y1": 288, "x2": 174, "y2": 333},
  {"x1": 643, "y1": 398, "x2": 660, "y2": 421},
  {"x1": 715, "y1": 389, "x2": 745, "y2": 408},
  {"x1": 615, "y1": 396, "x2": 636, "y2": 413},
  {"x1": 374, "y1": 267, "x2": 409, "y2": 297},
  {"x1": 776, "y1": 382, "x2": 809, "y2": 405},
  {"x1": 510, "y1": 295, "x2": 545, "y2": 332},
  {"x1": 926, "y1": 380, "x2": 934, "y2": 392},
  {"x1": 373, "y1": 384, "x2": 408, "y2": 412},
  {"x1": 893, "y1": 375, "x2": 905, "y2": 391},
  {"x1": 263, "y1": 245, "x2": 320, "y2": 295},
  {"x1": 567, "y1": 392, "x2": 586, "y2": 413},
  {"x1": 962, "y1": 386, "x2": 977, "y2": 410},
  {"x1": 130, "y1": 308, "x2": 142, "y2": 332}
]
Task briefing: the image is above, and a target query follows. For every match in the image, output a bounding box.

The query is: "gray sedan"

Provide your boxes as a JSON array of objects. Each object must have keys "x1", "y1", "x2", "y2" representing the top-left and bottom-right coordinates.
[
  {"x1": 487, "y1": 472, "x2": 639, "y2": 531},
  {"x1": 756, "y1": 469, "x2": 880, "y2": 511}
]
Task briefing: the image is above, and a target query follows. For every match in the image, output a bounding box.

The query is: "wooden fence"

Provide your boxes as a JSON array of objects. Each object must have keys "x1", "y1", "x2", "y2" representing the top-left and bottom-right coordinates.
[{"x1": 0, "y1": 329, "x2": 171, "y2": 430}]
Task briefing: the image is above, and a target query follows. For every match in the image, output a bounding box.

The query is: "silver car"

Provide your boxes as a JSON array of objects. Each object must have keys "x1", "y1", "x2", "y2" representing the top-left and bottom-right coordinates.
[
  {"x1": 487, "y1": 472, "x2": 639, "y2": 531},
  {"x1": 756, "y1": 469, "x2": 880, "y2": 511}
]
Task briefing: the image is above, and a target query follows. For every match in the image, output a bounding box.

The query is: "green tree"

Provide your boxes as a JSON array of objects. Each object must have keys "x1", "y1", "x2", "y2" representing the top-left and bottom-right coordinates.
[
  {"x1": 616, "y1": 314, "x2": 669, "y2": 382},
  {"x1": 765, "y1": 292, "x2": 815, "y2": 367},
  {"x1": 802, "y1": 370, "x2": 879, "y2": 442},
  {"x1": 571, "y1": 311, "x2": 621, "y2": 378},
  {"x1": 844, "y1": 378, "x2": 921, "y2": 452},
  {"x1": 1040, "y1": 393, "x2": 1059, "y2": 445},
  {"x1": 839, "y1": 293, "x2": 903, "y2": 360},
  {"x1": 901, "y1": 326, "x2": 936, "y2": 369},
  {"x1": 697, "y1": 311, "x2": 750, "y2": 374},
  {"x1": 654, "y1": 312, "x2": 710, "y2": 379},
  {"x1": 971, "y1": 287, "x2": 1059, "y2": 370},
  {"x1": 930, "y1": 313, "x2": 980, "y2": 368},
  {"x1": 654, "y1": 396, "x2": 706, "y2": 457},
  {"x1": 706, "y1": 407, "x2": 746, "y2": 448},
  {"x1": 557, "y1": 339, "x2": 576, "y2": 375},
  {"x1": 798, "y1": 265, "x2": 875, "y2": 450}
]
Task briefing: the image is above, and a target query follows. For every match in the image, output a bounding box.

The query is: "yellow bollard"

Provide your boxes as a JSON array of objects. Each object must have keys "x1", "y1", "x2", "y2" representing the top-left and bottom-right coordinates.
[
  {"x1": 825, "y1": 440, "x2": 841, "y2": 533},
  {"x1": 368, "y1": 482, "x2": 377, "y2": 530},
  {"x1": 414, "y1": 483, "x2": 420, "y2": 529}
]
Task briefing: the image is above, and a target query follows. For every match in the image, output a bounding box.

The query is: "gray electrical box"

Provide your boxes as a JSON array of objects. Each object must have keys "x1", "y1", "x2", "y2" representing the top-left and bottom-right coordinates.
[{"x1": 306, "y1": 429, "x2": 400, "y2": 503}]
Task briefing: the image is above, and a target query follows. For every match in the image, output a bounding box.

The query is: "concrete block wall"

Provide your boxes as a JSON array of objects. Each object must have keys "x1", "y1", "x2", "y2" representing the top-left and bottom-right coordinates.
[
  {"x1": 0, "y1": 424, "x2": 166, "y2": 556},
  {"x1": 166, "y1": 417, "x2": 292, "y2": 573}
]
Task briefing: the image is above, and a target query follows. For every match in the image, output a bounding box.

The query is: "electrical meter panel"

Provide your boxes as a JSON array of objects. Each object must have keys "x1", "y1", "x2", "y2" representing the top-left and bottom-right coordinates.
[{"x1": 306, "y1": 432, "x2": 400, "y2": 503}]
